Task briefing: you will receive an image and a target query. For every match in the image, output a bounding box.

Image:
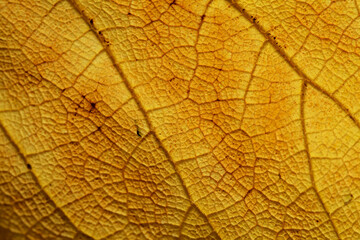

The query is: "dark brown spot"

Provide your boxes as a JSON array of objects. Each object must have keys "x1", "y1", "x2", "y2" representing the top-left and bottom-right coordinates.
[
  {"x1": 27, "y1": 164, "x2": 32, "y2": 170},
  {"x1": 90, "y1": 19, "x2": 93, "y2": 25},
  {"x1": 245, "y1": 188, "x2": 253, "y2": 197}
]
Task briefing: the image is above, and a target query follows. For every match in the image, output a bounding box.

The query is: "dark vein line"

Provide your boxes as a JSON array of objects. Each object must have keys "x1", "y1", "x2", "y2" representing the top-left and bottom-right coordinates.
[
  {"x1": 226, "y1": 0, "x2": 352, "y2": 237},
  {"x1": 300, "y1": 83, "x2": 340, "y2": 238},
  {"x1": 178, "y1": 205, "x2": 193, "y2": 237},
  {"x1": 239, "y1": 40, "x2": 268, "y2": 127},
  {"x1": 226, "y1": 0, "x2": 360, "y2": 131},
  {"x1": 67, "y1": 0, "x2": 221, "y2": 238},
  {"x1": 0, "y1": 122, "x2": 93, "y2": 239}
]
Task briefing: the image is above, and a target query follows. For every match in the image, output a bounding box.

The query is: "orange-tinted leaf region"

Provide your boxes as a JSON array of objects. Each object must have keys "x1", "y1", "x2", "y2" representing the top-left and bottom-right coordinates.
[{"x1": 0, "y1": 0, "x2": 360, "y2": 239}]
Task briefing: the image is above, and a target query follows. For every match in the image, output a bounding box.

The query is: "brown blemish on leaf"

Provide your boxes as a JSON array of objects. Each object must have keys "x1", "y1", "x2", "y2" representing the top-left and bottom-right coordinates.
[{"x1": 136, "y1": 128, "x2": 141, "y2": 137}]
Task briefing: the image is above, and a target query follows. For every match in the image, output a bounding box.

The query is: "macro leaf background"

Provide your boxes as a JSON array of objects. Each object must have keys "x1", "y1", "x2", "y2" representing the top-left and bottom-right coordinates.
[{"x1": 0, "y1": 0, "x2": 360, "y2": 239}]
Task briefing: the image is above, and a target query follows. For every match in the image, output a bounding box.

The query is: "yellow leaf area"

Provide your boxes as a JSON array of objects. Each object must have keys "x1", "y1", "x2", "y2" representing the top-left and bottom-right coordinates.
[{"x1": 0, "y1": 0, "x2": 359, "y2": 239}]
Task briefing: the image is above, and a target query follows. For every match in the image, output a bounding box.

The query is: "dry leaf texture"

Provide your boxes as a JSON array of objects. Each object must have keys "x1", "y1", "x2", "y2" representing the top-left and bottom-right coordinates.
[{"x1": 0, "y1": 0, "x2": 360, "y2": 239}]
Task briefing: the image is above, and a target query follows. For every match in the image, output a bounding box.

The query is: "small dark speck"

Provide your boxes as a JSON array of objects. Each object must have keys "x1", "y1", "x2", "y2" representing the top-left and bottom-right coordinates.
[
  {"x1": 316, "y1": 219, "x2": 319, "y2": 223},
  {"x1": 201, "y1": 14, "x2": 205, "y2": 20},
  {"x1": 246, "y1": 188, "x2": 253, "y2": 196},
  {"x1": 27, "y1": 164, "x2": 32, "y2": 170},
  {"x1": 90, "y1": 19, "x2": 93, "y2": 25},
  {"x1": 98, "y1": 31, "x2": 102, "y2": 35},
  {"x1": 273, "y1": 36, "x2": 276, "y2": 40},
  {"x1": 137, "y1": 129, "x2": 141, "y2": 137},
  {"x1": 91, "y1": 102, "x2": 96, "y2": 108}
]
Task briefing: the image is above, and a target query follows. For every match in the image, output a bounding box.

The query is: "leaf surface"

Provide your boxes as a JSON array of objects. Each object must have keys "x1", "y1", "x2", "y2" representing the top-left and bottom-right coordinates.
[{"x1": 0, "y1": 0, "x2": 359, "y2": 239}]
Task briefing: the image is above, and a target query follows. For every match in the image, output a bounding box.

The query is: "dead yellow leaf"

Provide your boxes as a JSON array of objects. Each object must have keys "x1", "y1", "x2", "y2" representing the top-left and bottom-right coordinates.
[{"x1": 1, "y1": 0, "x2": 360, "y2": 239}]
